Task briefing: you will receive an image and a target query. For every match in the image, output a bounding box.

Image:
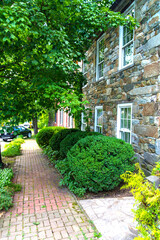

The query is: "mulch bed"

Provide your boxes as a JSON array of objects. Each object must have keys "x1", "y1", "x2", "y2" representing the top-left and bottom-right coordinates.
[{"x1": 78, "y1": 183, "x2": 133, "y2": 200}]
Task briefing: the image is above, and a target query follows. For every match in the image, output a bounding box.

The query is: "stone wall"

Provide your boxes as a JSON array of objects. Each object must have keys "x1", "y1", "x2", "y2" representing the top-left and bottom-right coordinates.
[{"x1": 82, "y1": 0, "x2": 160, "y2": 175}]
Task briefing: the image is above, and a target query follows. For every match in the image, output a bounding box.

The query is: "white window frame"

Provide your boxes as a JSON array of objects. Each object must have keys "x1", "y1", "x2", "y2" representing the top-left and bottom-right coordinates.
[
  {"x1": 94, "y1": 106, "x2": 103, "y2": 133},
  {"x1": 68, "y1": 111, "x2": 73, "y2": 128},
  {"x1": 83, "y1": 60, "x2": 87, "y2": 76},
  {"x1": 96, "y1": 34, "x2": 105, "y2": 81},
  {"x1": 81, "y1": 112, "x2": 87, "y2": 131},
  {"x1": 119, "y1": 2, "x2": 135, "y2": 70},
  {"x1": 60, "y1": 109, "x2": 63, "y2": 125},
  {"x1": 117, "y1": 103, "x2": 132, "y2": 144}
]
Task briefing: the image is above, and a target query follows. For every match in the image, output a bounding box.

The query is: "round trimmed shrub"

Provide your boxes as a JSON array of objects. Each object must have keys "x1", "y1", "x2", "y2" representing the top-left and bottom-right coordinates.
[
  {"x1": 49, "y1": 128, "x2": 79, "y2": 151},
  {"x1": 60, "y1": 131, "x2": 102, "y2": 159},
  {"x1": 36, "y1": 127, "x2": 65, "y2": 148},
  {"x1": 59, "y1": 135, "x2": 135, "y2": 196}
]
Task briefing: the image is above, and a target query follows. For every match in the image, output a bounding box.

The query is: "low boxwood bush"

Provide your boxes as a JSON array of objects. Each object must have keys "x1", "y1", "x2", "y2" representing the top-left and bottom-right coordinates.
[
  {"x1": 49, "y1": 128, "x2": 79, "y2": 151},
  {"x1": 56, "y1": 135, "x2": 135, "y2": 196},
  {"x1": 60, "y1": 131, "x2": 101, "y2": 159},
  {"x1": 121, "y1": 163, "x2": 160, "y2": 239},
  {"x1": 2, "y1": 142, "x2": 21, "y2": 157},
  {"x1": 36, "y1": 126, "x2": 65, "y2": 148}
]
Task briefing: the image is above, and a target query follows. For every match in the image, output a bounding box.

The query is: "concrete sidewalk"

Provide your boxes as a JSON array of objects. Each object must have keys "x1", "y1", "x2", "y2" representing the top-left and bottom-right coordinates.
[
  {"x1": 79, "y1": 197, "x2": 138, "y2": 240},
  {"x1": 0, "y1": 140, "x2": 97, "y2": 240}
]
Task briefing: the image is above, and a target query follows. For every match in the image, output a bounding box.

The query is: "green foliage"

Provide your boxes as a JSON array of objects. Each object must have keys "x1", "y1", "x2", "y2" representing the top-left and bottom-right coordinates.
[
  {"x1": 0, "y1": 168, "x2": 21, "y2": 210},
  {"x1": 13, "y1": 137, "x2": 25, "y2": 144},
  {"x1": 56, "y1": 135, "x2": 135, "y2": 196},
  {"x1": 36, "y1": 126, "x2": 65, "y2": 148},
  {"x1": 0, "y1": 0, "x2": 137, "y2": 124},
  {"x1": 0, "y1": 168, "x2": 14, "y2": 187},
  {"x1": 49, "y1": 128, "x2": 80, "y2": 152},
  {"x1": 121, "y1": 163, "x2": 160, "y2": 240},
  {"x1": 60, "y1": 130, "x2": 101, "y2": 159},
  {"x1": 152, "y1": 161, "x2": 160, "y2": 177},
  {"x1": 2, "y1": 141, "x2": 21, "y2": 157},
  {"x1": 38, "y1": 112, "x2": 49, "y2": 129},
  {"x1": 42, "y1": 145, "x2": 58, "y2": 165}
]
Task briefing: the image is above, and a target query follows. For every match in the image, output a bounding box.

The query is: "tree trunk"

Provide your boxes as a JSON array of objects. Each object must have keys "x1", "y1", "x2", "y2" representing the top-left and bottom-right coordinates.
[
  {"x1": 33, "y1": 117, "x2": 38, "y2": 135},
  {"x1": 48, "y1": 109, "x2": 54, "y2": 126}
]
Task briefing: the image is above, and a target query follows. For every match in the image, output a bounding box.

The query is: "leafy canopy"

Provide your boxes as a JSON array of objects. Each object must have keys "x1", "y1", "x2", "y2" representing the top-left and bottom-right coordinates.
[{"x1": 0, "y1": 0, "x2": 137, "y2": 122}]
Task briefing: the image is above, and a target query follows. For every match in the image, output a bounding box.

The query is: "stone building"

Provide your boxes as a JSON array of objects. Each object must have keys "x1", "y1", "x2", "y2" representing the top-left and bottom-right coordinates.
[{"x1": 82, "y1": 0, "x2": 160, "y2": 175}]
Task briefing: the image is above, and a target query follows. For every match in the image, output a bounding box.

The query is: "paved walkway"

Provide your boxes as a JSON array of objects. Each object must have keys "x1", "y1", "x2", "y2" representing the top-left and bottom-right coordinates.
[
  {"x1": 0, "y1": 140, "x2": 97, "y2": 240},
  {"x1": 79, "y1": 198, "x2": 138, "y2": 240}
]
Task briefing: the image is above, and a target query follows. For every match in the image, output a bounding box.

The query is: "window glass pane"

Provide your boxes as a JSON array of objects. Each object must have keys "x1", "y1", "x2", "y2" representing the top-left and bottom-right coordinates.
[
  {"x1": 123, "y1": 43, "x2": 133, "y2": 66},
  {"x1": 121, "y1": 119, "x2": 124, "y2": 128},
  {"x1": 98, "y1": 62, "x2": 104, "y2": 78},
  {"x1": 96, "y1": 126, "x2": 102, "y2": 133},
  {"x1": 97, "y1": 109, "x2": 103, "y2": 126},
  {"x1": 128, "y1": 108, "x2": 131, "y2": 119},
  {"x1": 99, "y1": 38, "x2": 104, "y2": 63},
  {"x1": 83, "y1": 62, "x2": 87, "y2": 73},
  {"x1": 124, "y1": 132, "x2": 130, "y2": 143},
  {"x1": 121, "y1": 131, "x2": 124, "y2": 141},
  {"x1": 121, "y1": 108, "x2": 124, "y2": 119}
]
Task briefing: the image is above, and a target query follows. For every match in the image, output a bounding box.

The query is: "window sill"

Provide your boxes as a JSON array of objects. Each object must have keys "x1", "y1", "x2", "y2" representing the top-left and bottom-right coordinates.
[
  {"x1": 118, "y1": 63, "x2": 134, "y2": 72},
  {"x1": 96, "y1": 77, "x2": 105, "y2": 83}
]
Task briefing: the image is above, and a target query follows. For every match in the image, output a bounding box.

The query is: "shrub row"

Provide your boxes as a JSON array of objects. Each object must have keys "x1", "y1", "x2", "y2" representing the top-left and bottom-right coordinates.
[
  {"x1": 36, "y1": 126, "x2": 65, "y2": 148},
  {"x1": 37, "y1": 127, "x2": 135, "y2": 197}
]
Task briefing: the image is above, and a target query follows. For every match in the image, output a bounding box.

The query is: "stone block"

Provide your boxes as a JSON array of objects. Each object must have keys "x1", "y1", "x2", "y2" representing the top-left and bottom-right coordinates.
[
  {"x1": 144, "y1": 33, "x2": 160, "y2": 50},
  {"x1": 142, "y1": 167, "x2": 151, "y2": 176},
  {"x1": 123, "y1": 83, "x2": 134, "y2": 92},
  {"x1": 129, "y1": 85, "x2": 160, "y2": 95},
  {"x1": 146, "y1": 175, "x2": 160, "y2": 188},
  {"x1": 144, "y1": 62, "x2": 159, "y2": 78},
  {"x1": 132, "y1": 133, "x2": 139, "y2": 145},
  {"x1": 134, "y1": 125, "x2": 158, "y2": 138},
  {"x1": 155, "y1": 139, "x2": 160, "y2": 155},
  {"x1": 142, "y1": 102, "x2": 158, "y2": 116},
  {"x1": 144, "y1": 152, "x2": 160, "y2": 165},
  {"x1": 141, "y1": 60, "x2": 151, "y2": 67},
  {"x1": 106, "y1": 88, "x2": 112, "y2": 96}
]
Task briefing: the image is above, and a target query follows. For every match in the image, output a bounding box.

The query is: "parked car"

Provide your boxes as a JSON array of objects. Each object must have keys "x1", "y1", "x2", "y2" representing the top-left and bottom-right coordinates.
[{"x1": 0, "y1": 126, "x2": 32, "y2": 141}]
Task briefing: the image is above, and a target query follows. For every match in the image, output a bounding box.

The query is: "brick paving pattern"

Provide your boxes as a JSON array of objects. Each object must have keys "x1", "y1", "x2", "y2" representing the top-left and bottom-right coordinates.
[{"x1": 0, "y1": 140, "x2": 97, "y2": 240}]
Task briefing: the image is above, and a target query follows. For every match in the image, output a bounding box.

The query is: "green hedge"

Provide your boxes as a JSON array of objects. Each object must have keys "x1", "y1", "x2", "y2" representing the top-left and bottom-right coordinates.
[
  {"x1": 60, "y1": 131, "x2": 101, "y2": 159},
  {"x1": 49, "y1": 128, "x2": 79, "y2": 151},
  {"x1": 36, "y1": 126, "x2": 65, "y2": 148},
  {"x1": 56, "y1": 135, "x2": 135, "y2": 196}
]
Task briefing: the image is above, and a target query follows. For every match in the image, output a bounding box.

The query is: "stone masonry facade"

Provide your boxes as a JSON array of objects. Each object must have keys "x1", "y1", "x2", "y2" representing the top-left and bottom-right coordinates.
[{"x1": 82, "y1": 0, "x2": 160, "y2": 175}]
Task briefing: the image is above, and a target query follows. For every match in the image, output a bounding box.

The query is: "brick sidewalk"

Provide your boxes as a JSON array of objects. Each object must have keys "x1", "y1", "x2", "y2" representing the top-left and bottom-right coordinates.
[{"x1": 0, "y1": 140, "x2": 97, "y2": 240}]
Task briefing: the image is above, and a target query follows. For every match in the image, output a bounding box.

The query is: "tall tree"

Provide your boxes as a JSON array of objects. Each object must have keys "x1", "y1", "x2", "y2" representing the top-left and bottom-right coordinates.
[{"x1": 0, "y1": 0, "x2": 137, "y2": 122}]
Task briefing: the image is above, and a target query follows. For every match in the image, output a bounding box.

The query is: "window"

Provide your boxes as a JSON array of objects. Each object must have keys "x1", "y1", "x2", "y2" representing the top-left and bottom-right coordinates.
[
  {"x1": 83, "y1": 61, "x2": 87, "y2": 76},
  {"x1": 55, "y1": 111, "x2": 57, "y2": 123},
  {"x1": 60, "y1": 109, "x2": 63, "y2": 125},
  {"x1": 117, "y1": 103, "x2": 132, "y2": 143},
  {"x1": 68, "y1": 111, "x2": 73, "y2": 128},
  {"x1": 95, "y1": 106, "x2": 103, "y2": 133},
  {"x1": 119, "y1": 3, "x2": 134, "y2": 69},
  {"x1": 96, "y1": 35, "x2": 105, "y2": 81},
  {"x1": 81, "y1": 112, "x2": 87, "y2": 131}
]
